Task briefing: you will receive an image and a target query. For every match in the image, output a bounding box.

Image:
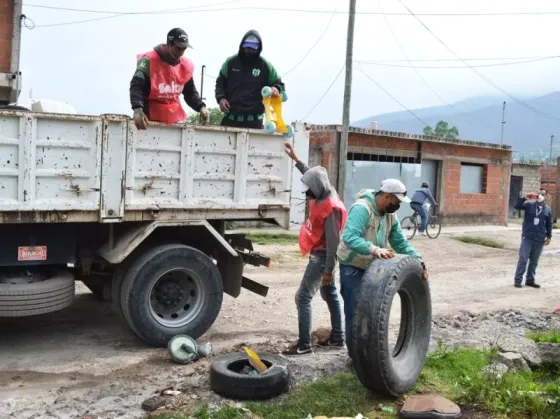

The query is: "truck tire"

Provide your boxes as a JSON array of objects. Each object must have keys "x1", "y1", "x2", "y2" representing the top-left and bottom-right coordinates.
[
  {"x1": 351, "y1": 255, "x2": 431, "y2": 397},
  {"x1": 0, "y1": 271, "x2": 75, "y2": 317},
  {"x1": 210, "y1": 352, "x2": 289, "y2": 400},
  {"x1": 120, "y1": 244, "x2": 224, "y2": 347}
]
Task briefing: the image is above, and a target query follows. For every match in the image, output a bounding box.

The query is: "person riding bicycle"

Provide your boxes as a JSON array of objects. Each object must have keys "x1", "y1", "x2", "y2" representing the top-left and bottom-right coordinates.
[{"x1": 410, "y1": 182, "x2": 438, "y2": 236}]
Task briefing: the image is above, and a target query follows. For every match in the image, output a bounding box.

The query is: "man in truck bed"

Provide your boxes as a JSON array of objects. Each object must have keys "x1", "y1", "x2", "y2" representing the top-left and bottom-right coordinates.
[
  {"x1": 214, "y1": 30, "x2": 285, "y2": 129},
  {"x1": 130, "y1": 28, "x2": 210, "y2": 130}
]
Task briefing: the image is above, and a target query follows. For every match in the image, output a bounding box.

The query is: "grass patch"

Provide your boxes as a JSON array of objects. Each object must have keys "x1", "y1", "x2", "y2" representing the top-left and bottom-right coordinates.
[
  {"x1": 152, "y1": 345, "x2": 560, "y2": 419},
  {"x1": 453, "y1": 235, "x2": 505, "y2": 249},
  {"x1": 553, "y1": 224, "x2": 559, "y2": 229},
  {"x1": 245, "y1": 233, "x2": 298, "y2": 246},
  {"x1": 527, "y1": 329, "x2": 560, "y2": 344}
]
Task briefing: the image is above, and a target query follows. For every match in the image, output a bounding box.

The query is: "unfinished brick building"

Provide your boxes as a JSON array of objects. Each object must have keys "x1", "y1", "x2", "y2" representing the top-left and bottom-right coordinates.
[{"x1": 308, "y1": 125, "x2": 513, "y2": 225}]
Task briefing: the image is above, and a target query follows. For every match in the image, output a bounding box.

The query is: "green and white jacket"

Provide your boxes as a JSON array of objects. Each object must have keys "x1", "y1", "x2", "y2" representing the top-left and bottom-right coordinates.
[{"x1": 337, "y1": 189, "x2": 421, "y2": 270}]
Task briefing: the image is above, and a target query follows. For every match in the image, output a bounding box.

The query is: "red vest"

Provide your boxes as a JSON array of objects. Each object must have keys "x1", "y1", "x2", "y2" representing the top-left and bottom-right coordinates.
[
  {"x1": 136, "y1": 50, "x2": 194, "y2": 124},
  {"x1": 298, "y1": 192, "x2": 348, "y2": 256}
]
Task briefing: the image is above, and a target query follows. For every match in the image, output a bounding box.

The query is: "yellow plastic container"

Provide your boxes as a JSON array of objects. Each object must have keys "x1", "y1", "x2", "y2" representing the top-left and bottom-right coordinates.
[{"x1": 243, "y1": 346, "x2": 268, "y2": 373}]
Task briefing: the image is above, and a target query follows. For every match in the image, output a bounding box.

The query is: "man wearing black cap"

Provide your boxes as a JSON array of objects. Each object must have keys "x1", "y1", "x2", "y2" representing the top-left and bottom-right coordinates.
[
  {"x1": 215, "y1": 30, "x2": 285, "y2": 129},
  {"x1": 130, "y1": 28, "x2": 209, "y2": 130}
]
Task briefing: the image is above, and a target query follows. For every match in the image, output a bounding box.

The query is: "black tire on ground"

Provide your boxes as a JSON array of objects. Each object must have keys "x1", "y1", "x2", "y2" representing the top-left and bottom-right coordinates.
[
  {"x1": 210, "y1": 352, "x2": 289, "y2": 400},
  {"x1": 120, "y1": 244, "x2": 224, "y2": 347},
  {"x1": 0, "y1": 272, "x2": 75, "y2": 317},
  {"x1": 400, "y1": 216, "x2": 417, "y2": 240},
  {"x1": 351, "y1": 255, "x2": 431, "y2": 397}
]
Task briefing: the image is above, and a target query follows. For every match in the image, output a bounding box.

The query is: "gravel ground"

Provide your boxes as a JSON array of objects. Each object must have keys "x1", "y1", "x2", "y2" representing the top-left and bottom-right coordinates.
[{"x1": 1, "y1": 228, "x2": 560, "y2": 418}]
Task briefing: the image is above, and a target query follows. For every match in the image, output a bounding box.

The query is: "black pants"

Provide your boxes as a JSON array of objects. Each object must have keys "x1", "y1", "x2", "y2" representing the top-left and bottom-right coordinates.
[{"x1": 221, "y1": 116, "x2": 263, "y2": 129}]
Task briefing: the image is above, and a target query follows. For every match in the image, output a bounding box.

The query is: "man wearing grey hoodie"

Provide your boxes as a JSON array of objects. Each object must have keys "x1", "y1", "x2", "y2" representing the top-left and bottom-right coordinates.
[{"x1": 282, "y1": 143, "x2": 347, "y2": 355}]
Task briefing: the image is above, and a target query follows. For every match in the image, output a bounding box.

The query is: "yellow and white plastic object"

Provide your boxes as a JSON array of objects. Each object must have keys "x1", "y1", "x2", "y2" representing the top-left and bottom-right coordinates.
[
  {"x1": 243, "y1": 346, "x2": 269, "y2": 373},
  {"x1": 261, "y1": 86, "x2": 294, "y2": 139}
]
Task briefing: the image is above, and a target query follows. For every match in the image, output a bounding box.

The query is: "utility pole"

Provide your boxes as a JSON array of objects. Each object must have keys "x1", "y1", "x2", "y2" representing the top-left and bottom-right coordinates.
[
  {"x1": 550, "y1": 135, "x2": 555, "y2": 165},
  {"x1": 500, "y1": 101, "x2": 506, "y2": 146},
  {"x1": 337, "y1": 0, "x2": 357, "y2": 201}
]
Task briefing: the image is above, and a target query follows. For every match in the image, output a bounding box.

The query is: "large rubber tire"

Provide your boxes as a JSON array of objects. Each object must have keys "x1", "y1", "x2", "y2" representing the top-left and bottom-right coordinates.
[
  {"x1": 351, "y1": 255, "x2": 431, "y2": 397},
  {"x1": 0, "y1": 272, "x2": 75, "y2": 317},
  {"x1": 210, "y1": 352, "x2": 289, "y2": 400},
  {"x1": 120, "y1": 244, "x2": 223, "y2": 347}
]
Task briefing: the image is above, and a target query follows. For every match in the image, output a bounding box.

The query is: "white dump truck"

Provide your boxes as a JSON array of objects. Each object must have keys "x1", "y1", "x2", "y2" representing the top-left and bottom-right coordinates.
[{"x1": 0, "y1": 109, "x2": 301, "y2": 347}]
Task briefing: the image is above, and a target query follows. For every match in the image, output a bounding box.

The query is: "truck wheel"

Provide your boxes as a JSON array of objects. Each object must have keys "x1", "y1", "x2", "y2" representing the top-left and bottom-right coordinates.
[
  {"x1": 210, "y1": 352, "x2": 289, "y2": 400},
  {"x1": 120, "y1": 244, "x2": 223, "y2": 347},
  {"x1": 351, "y1": 255, "x2": 431, "y2": 396},
  {"x1": 0, "y1": 271, "x2": 75, "y2": 317}
]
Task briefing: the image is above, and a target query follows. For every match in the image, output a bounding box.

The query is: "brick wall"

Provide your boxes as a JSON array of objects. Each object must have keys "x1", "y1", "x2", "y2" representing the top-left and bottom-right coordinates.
[
  {"x1": 309, "y1": 128, "x2": 512, "y2": 225},
  {"x1": 540, "y1": 165, "x2": 557, "y2": 219},
  {"x1": 512, "y1": 165, "x2": 541, "y2": 197},
  {"x1": 0, "y1": 0, "x2": 13, "y2": 74}
]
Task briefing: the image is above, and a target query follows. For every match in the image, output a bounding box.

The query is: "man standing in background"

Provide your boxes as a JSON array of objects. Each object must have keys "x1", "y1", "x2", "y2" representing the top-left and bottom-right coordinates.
[{"x1": 513, "y1": 189, "x2": 552, "y2": 289}]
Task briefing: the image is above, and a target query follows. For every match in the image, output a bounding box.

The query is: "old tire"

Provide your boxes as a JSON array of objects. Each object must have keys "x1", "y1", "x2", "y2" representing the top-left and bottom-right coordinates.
[
  {"x1": 210, "y1": 352, "x2": 289, "y2": 400},
  {"x1": 0, "y1": 271, "x2": 75, "y2": 317},
  {"x1": 120, "y1": 244, "x2": 223, "y2": 347},
  {"x1": 351, "y1": 255, "x2": 431, "y2": 397}
]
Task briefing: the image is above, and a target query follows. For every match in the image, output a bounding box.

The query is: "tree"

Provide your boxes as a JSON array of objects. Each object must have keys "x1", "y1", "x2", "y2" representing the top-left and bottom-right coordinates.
[
  {"x1": 423, "y1": 120, "x2": 459, "y2": 140},
  {"x1": 187, "y1": 107, "x2": 223, "y2": 125}
]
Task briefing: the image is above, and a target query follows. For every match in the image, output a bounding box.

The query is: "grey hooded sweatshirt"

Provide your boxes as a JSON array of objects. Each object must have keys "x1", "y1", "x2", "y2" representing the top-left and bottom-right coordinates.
[{"x1": 296, "y1": 161, "x2": 342, "y2": 274}]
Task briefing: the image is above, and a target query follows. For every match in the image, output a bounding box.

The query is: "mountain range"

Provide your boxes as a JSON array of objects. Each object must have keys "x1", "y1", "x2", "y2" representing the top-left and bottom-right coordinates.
[{"x1": 352, "y1": 92, "x2": 560, "y2": 156}]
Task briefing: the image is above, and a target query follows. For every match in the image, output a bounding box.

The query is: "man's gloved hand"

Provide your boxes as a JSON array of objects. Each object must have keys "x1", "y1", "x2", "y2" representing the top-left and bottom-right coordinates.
[
  {"x1": 373, "y1": 248, "x2": 395, "y2": 259},
  {"x1": 199, "y1": 107, "x2": 210, "y2": 125},
  {"x1": 219, "y1": 98, "x2": 230, "y2": 113},
  {"x1": 421, "y1": 261, "x2": 429, "y2": 280},
  {"x1": 271, "y1": 87, "x2": 280, "y2": 96},
  {"x1": 133, "y1": 108, "x2": 149, "y2": 130},
  {"x1": 320, "y1": 272, "x2": 333, "y2": 287}
]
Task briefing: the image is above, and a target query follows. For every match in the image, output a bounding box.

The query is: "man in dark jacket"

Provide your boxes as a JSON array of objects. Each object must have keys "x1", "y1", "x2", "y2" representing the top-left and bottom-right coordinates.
[
  {"x1": 130, "y1": 28, "x2": 209, "y2": 130},
  {"x1": 410, "y1": 182, "x2": 438, "y2": 236},
  {"x1": 513, "y1": 189, "x2": 552, "y2": 288},
  {"x1": 215, "y1": 30, "x2": 285, "y2": 129},
  {"x1": 282, "y1": 143, "x2": 346, "y2": 355}
]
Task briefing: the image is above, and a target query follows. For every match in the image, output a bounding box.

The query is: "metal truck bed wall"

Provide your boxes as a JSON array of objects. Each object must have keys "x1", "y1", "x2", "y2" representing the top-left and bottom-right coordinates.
[{"x1": 0, "y1": 111, "x2": 295, "y2": 226}]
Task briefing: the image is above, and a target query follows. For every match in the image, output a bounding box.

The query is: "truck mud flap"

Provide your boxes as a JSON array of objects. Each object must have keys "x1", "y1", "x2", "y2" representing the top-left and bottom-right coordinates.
[{"x1": 241, "y1": 276, "x2": 268, "y2": 297}]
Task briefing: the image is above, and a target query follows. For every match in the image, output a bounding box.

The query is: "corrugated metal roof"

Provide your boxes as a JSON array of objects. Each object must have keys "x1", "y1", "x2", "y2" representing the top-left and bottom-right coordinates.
[{"x1": 306, "y1": 123, "x2": 512, "y2": 151}]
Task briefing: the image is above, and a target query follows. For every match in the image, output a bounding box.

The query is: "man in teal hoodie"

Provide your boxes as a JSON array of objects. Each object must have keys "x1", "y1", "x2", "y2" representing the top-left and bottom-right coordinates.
[{"x1": 336, "y1": 179, "x2": 429, "y2": 354}]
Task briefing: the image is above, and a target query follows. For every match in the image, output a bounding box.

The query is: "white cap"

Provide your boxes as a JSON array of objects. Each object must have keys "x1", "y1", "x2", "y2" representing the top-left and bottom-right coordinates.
[
  {"x1": 379, "y1": 179, "x2": 411, "y2": 203},
  {"x1": 299, "y1": 181, "x2": 310, "y2": 193}
]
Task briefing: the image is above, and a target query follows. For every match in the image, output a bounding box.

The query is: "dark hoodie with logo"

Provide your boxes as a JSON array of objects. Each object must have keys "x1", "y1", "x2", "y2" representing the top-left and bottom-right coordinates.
[
  {"x1": 129, "y1": 44, "x2": 206, "y2": 117},
  {"x1": 296, "y1": 162, "x2": 342, "y2": 275},
  {"x1": 214, "y1": 30, "x2": 285, "y2": 116}
]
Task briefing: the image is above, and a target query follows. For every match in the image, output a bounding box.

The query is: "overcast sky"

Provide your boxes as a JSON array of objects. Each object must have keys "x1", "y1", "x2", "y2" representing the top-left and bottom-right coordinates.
[{"x1": 19, "y1": 0, "x2": 560, "y2": 125}]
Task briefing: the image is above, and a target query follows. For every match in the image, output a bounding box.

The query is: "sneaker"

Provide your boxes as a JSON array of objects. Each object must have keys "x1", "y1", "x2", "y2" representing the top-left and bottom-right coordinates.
[
  {"x1": 317, "y1": 336, "x2": 345, "y2": 348},
  {"x1": 420, "y1": 231, "x2": 427, "y2": 236},
  {"x1": 525, "y1": 283, "x2": 541, "y2": 289},
  {"x1": 514, "y1": 283, "x2": 522, "y2": 288},
  {"x1": 282, "y1": 342, "x2": 312, "y2": 356}
]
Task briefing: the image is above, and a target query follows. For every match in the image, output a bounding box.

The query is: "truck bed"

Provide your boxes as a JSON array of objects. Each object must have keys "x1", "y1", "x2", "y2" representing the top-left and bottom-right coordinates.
[{"x1": 0, "y1": 111, "x2": 294, "y2": 226}]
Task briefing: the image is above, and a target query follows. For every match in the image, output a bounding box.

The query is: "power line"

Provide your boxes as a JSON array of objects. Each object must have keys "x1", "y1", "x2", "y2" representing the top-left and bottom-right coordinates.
[
  {"x1": 396, "y1": 0, "x2": 560, "y2": 125},
  {"x1": 358, "y1": 55, "x2": 560, "y2": 62},
  {"x1": 25, "y1": 4, "x2": 560, "y2": 17},
  {"x1": 356, "y1": 56, "x2": 560, "y2": 69},
  {"x1": 303, "y1": 63, "x2": 345, "y2": 120},
  {"x1": 282, "y1": 5, "x2": 337, "y2": 78},
  {"x1": 357, "y1": 66, "x2": 428, "y2": 126}
]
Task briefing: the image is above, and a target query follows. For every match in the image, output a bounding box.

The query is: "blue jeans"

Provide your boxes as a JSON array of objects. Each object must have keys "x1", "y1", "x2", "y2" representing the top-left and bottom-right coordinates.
[
  {"x1": 514, "y1": 238, "x2": 545, "y2": 285},
  {"x1": 339, "y1": 264, "x2": 366, "y2": 354},
  {"x1": 295, "y1": 252, "x2": 344, "y2": 347},
  {"x1": 411, "y1": 202, "x2": 428, "y2": 233}
]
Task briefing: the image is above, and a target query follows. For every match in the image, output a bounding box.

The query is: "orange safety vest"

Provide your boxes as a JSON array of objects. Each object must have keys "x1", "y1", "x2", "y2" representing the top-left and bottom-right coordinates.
[
  {"x1": 136, "y1": 50, "x2": 194, "y2": 124},
  {"x1": 298, "y1": 192, "x2": 348, "y2": 256}
]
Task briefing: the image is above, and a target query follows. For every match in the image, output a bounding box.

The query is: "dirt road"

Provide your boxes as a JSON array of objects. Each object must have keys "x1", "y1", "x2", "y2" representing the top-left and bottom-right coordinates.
[{"x1": 1, "y1": 227, "x2": 560, "y2": 418}]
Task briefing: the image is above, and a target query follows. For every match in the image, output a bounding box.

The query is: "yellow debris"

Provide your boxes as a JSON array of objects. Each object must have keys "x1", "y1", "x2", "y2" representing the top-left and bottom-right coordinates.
[{"x1": 243, "y1": 346, "x2": 268, "y2": 373}]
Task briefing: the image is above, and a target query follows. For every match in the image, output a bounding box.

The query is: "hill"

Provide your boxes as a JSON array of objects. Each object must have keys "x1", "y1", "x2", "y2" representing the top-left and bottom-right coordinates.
[{"x1": 352, "y1": 92, "x2": 560, "y2": 154}]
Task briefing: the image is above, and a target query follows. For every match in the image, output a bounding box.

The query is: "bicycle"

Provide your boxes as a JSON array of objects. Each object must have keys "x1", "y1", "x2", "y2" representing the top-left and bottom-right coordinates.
[{"x1": 401, "y1": 203, "x2": 442, "y2": 240}]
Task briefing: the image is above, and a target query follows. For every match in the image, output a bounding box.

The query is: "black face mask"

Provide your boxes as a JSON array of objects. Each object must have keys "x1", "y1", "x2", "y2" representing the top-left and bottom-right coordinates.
[
  {"x1": 305, "y1": 190, "x2": 316, "y2": 200},
  {"x1": 385, "y1": 202, "x2": 400, "y2": 214}
]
